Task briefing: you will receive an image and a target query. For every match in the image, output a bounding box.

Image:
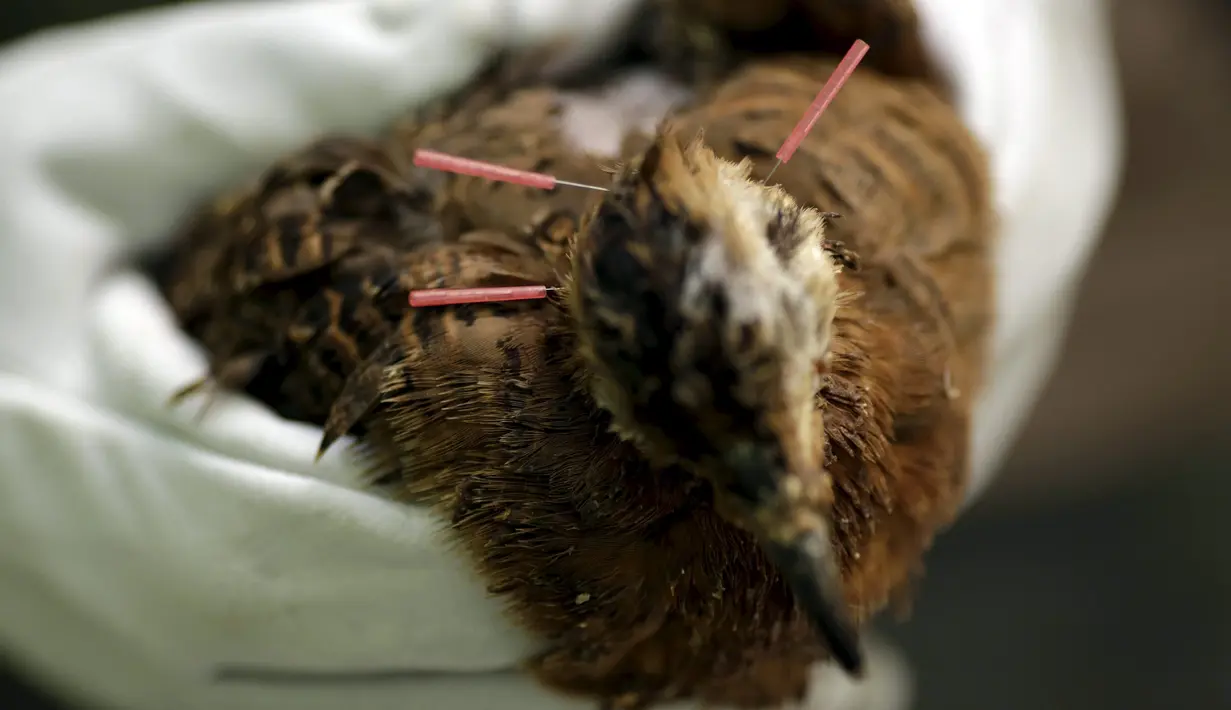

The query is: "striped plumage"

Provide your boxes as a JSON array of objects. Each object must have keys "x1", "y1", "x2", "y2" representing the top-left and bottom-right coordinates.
[{"x1": 151, "y1": 2, "x2": 993, "y2": 707}]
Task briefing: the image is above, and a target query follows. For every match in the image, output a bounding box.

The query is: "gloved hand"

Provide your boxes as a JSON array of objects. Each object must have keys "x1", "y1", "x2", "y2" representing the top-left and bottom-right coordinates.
[{"x1": 0, "y1": 1, "x2": 1122, "y2": 709}]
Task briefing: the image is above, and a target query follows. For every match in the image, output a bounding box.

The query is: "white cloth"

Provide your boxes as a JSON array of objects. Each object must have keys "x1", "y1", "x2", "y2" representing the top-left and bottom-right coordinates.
[{"x1": 0, "y1": 1, "x2": 1122, "y2": 709}]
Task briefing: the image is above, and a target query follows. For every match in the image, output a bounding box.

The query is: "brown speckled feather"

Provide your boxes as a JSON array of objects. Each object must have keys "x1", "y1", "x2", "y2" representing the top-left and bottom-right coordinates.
[
  {"x1": 666, "y1": 58, "x2": 993, "y2": 614},
  {"x1": 152, "y1": 1, "x2": 994, "y2": 707}
]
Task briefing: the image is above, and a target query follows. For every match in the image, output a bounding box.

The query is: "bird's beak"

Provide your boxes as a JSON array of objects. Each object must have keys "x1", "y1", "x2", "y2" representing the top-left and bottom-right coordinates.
[
  {"x1": 760, "y1": 517, "x2": 864, "y2": 676},
  {"x1": 723, "y1": 445, "x2": 865, "y2": 676}
]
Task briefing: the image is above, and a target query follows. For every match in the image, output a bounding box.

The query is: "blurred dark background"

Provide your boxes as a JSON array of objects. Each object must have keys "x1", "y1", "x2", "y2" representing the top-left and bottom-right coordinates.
[{"x1": 1, "y1": 0, "x2": 1228, "y2": 708}]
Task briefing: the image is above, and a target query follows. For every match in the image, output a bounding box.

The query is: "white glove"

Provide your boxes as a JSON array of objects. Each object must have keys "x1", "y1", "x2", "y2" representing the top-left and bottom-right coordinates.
[{"x1": 0, "y1": 1, "x2": 1121, "y2": 709}]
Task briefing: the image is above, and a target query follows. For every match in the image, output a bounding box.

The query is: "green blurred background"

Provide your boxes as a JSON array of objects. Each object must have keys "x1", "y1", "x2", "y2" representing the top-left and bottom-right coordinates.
[{"x1": 1, "y1": 1, "x2": 1228, "y2": 708}]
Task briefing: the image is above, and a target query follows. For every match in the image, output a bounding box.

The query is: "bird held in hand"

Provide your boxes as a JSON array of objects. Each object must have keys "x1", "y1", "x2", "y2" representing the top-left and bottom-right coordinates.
[{"x1": 150, "y1": 2, "x2": 994, "y2": 707}]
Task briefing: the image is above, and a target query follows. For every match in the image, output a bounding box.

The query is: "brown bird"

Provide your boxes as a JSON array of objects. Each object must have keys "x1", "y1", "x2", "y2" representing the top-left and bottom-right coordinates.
[{"x1": 151, "y1": 1, "x2": 994, "y2": 707}]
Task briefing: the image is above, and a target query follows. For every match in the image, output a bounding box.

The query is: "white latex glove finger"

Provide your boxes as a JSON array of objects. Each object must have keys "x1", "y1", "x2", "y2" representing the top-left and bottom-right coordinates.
[{"x1": 0, "y1": 1, "x2": 1122, "y2": 709}]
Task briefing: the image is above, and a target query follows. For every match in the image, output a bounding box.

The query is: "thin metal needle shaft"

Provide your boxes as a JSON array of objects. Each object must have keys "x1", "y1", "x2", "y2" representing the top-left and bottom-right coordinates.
[
  {"x1": 555, "y1": 179, "x2": 608, "y2": 192},
  {"x1": 763, "y1": 159, "x2": 784, "y2": 184}
]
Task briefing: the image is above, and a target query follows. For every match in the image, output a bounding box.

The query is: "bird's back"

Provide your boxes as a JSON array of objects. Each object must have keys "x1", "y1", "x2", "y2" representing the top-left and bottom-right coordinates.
[{"x1": 154, "y1": 107, "x2": 576, "y2": 431}]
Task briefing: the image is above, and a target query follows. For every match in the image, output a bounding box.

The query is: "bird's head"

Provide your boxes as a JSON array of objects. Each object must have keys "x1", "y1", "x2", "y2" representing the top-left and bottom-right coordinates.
[{"x1": 566, "y1": 130, "x2": 862, "y2": 674}]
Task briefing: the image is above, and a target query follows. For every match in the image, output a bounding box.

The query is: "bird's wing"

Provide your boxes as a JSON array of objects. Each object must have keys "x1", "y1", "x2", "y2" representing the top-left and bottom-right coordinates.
[
  {"x1": 154, "y1": 133, "x2": 562, "y2": 461},
  {"x1": 387, "y1": 86, "x2": 612, "y2": 278}
]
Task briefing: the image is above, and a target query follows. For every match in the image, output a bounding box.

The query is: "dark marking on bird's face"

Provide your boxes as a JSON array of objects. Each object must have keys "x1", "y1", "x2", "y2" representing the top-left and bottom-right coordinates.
[
  {"x1": 570, "y1": 134, "x2": 823, "y2": 471},
  {"x1": 766, "y1": 208, "x2": 804, "y2": 263},
  {"x1": 571, "y1": 148, "x2": 708, "y2": 460},
  {"x1": 569, "y1": 133, "x2": 861, "y2": 674}
]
